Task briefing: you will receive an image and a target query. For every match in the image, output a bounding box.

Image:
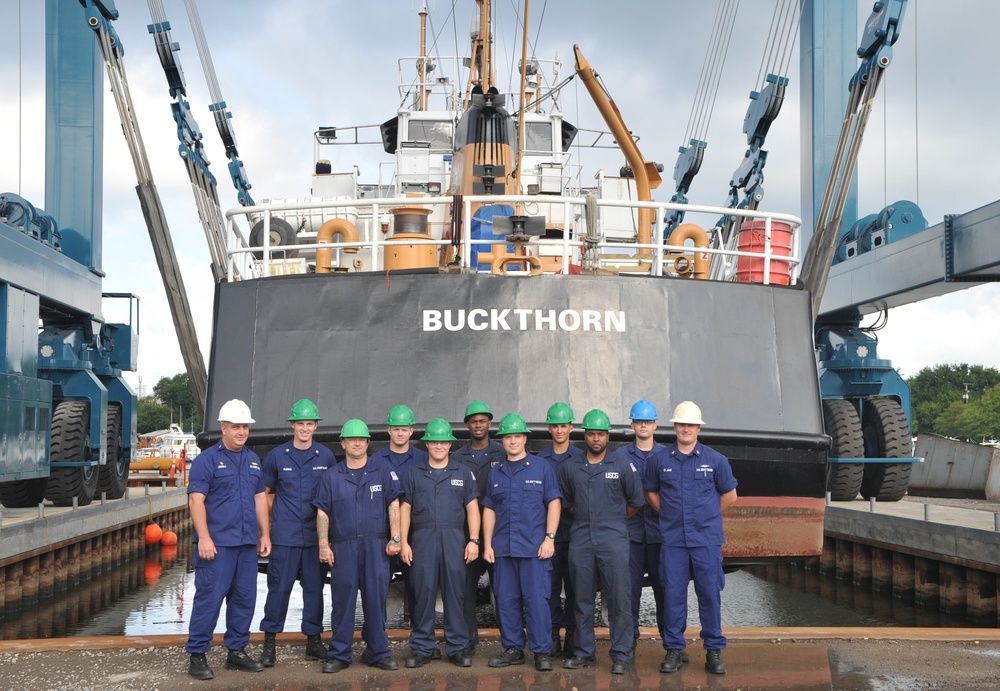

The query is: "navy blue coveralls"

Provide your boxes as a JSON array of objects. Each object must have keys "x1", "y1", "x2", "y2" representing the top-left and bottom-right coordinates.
[
  {"x1": 643, "y1": 443, "x2": 738, "y2": 652},
  {"x1": 484, "y1": 455, "x2": 561, "y2": 654},
  {"x1": 370, "y1": 444, "x2": 428, "y2": 617},
  {"x1": 259, "y1": 440, "x2": 334, "y2": 636},
  {"x1": 312, "y1": 457, "x2": 402, "y2": 664},
  {"x1": 185, "y1": 443, "x2": 266, "y2": 654},
  {"x1": 453, "y1": 439, "x2": 504, "y2": 647},
  {"x1": 401, "y1": 459, "x2": 478, "y2": 657},
  {"x1": 615, "y1": 441, "x2": 666, "y2": 639},
  {"x1": 558, "y1": 452, "x2": 644, "y2": 663},
  {"x1": 536, "y1": 445, "x2": 584, "y2": 638}
]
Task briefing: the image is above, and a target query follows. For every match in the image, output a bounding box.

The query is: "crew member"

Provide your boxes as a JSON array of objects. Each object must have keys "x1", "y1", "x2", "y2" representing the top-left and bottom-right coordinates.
[
  {"x1": 313, "y1": 419, "x2": 402, "y2": 673},
  {"x1": 258, "y1": 399, "x2": 334, "y2": 667},
  {"x1": 616, "y1": 400, "x2": 666, "y2": 645},
  {"x1": 644, "y1": 401, "x2": 738, "y2": 676},
  {"x1": 185, "y1": 399, "x2": 271, "y2": 681},
  {"x1": 452, "y1": 399, "x2": 504, "y2": 652},
  {"x1": 558, "y1": 409, "x2": 643, "y2": 675},
  {"x1": 370, "y1": 404, "x2": 428, "y2": 621},
  {"x1": 483, "y1": 413, "x2": 561, "y2": 672},
  {"x1": 535, "y1": 402, "x2": 584, "y2": 658},
  {"x1": 400, "y1": 419, "x2": 480, "y2": 669}
]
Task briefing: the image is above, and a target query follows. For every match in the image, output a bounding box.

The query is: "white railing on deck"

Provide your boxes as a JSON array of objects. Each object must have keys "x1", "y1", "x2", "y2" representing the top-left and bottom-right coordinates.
[{"x1": 223, "y1": 195, "x2": 801, "y2": 285}]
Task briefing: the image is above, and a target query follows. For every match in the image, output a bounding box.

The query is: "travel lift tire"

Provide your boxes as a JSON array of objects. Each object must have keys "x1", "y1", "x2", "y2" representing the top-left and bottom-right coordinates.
[
  {"x1": 860, "y1": 398, "x2": 913, "y2": 503},
  {"x1": 0, "y1": 478, "x2": 47, "y2": 509},
  {"x1": 45, "y1": 400, "x2": 99, "y2": 507},
  {"x1": 97, "y1": 403, "x2": 128, "y2": 500},
  {"x1": 823, "y1": 399, "x2": 865, "y2": 502}
]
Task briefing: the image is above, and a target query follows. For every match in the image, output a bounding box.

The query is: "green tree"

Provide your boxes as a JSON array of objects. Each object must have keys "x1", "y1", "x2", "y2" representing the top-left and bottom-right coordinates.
[
  {"x1": 906, "y1": 364, "x2": 1000, "y2": 436},
  {"x1": 152, "y1": 373, "x2": 202, "y2": 433},
  {"x1": 137, "y1": 396, "x2": 171, "y2": 435}
]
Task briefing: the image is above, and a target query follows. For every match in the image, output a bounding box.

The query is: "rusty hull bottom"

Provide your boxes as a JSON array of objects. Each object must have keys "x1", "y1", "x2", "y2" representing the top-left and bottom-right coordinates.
[{"x1": 723, "y1": 497, "x2": 826, "y2": 564}]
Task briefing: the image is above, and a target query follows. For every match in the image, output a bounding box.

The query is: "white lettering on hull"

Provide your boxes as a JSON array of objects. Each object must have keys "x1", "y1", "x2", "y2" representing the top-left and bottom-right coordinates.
[{"x1": 422, "y1": 309, "x2": 626, "y2": 333}]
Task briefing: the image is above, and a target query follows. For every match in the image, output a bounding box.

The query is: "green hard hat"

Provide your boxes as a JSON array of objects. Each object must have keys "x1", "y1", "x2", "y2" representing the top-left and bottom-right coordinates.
[
  {"x1": 497, "y1": 412, "x2": 529, "y2": 436},
  {"x1": 288, "y1": 398, "x2": 321, "y2": 421},
  {"x1": 387, "y1": 404, "x2": 416, "y2": 426},
  {"x1": 581, "y1": 408, "x2": 612, "y2": 431},
  {"x1": 340, "y1": 418, "x2": 371, "y2": 439},
  {"x1": 422, "y1": 418, "x2": 458, "y2": 442},
  {"x1": 546, "y1": 402, "x2": 574, "y2": 425},
  {"x1": 464, "y1": 399, "x2": 493, "y2": 421}
]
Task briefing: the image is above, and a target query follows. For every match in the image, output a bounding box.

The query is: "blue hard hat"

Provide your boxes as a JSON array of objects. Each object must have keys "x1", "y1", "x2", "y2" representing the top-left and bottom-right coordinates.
[{"x1": 629, "y1": 400, "x2": 658, "y2": 421}]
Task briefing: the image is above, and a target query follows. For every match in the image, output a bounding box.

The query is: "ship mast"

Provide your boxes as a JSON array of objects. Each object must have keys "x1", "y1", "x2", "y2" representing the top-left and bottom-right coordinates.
[
  {"x1": 464, "y1": 0, "x2": 496, "y2": 108},
  {"x1": 511, "y1": 0, "x2": 531, "y2": 198},
  {"x1": 418, "y1": 3, "x2": 429, "y2": 110}
]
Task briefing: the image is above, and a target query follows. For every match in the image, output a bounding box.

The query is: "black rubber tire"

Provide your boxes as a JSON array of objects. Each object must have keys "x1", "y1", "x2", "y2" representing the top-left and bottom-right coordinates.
[
  {"x1": 0, "y1": 478, "x2": 48, "y2": 508},
  {"x1": 860, "y1": 398, "x2": 913, "y2": 502},
  {"x1": 823, "y1": 399, "x2": 864, "y2": 501},
  {"x1": 249, "y1": 217, "x2": 298, "y2": 259},
  {"x1": 45, "y1": 400, "x2": 99, "y2": 507},
  {"x1": 97, "y1": 403, "x2": 127, "y2": 500}
]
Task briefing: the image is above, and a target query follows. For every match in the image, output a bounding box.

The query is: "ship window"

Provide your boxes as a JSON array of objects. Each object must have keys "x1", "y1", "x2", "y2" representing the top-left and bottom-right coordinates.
[
  {"x1": 524, "y1": 122, "x2": 553, "y2": 154},
  {"x1": 407, "y1": 120, "x2": 452, "y2": 150}
]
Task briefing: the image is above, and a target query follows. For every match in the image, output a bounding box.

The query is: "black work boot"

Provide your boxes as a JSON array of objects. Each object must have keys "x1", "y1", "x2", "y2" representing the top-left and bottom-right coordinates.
[
  {"x1": 188, "y1": 653, "x2": 214, "y2": 680},
  {"x1": 488, "y1": 646, "x2": 526, "y2": 668},
  {"x1": 225, "y1": 646, "x2": 265, "y2": 672},
  {"x1": 260, "y1": 633, "x2": 276, "y2": 668},
  {"x1": 705, "y1": 649, "x2": 727, "y2": 674},
  {"x1": 660, "y1": 649, "x2": 684, "y2": 673},
  {"x1": 305, "y1": 634, "x2": 326, "y2": 661}
]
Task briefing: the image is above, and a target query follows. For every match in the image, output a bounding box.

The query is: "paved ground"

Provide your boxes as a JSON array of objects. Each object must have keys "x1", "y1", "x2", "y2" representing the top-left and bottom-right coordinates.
[{"x1": 1, "y1": 629, "x2": 1000, "y2": 690}]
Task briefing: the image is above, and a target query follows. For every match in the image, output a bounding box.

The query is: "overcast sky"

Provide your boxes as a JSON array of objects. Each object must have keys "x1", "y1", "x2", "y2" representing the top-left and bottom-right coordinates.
[{"x1": 3, "y1": 0, "x2": 999, "y2": 399}]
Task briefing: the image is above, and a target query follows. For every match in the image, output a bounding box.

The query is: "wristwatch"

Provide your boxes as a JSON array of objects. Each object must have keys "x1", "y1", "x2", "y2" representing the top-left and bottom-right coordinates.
[
  {"x1": 545, "y1": 532, "x2": 556, "y2": 540},
  {"x1": 391, "y1": 534, "x2": 401, "y2": 543},
  {"x1": 468, "y1": 538, "x2": 481, "y2": 545}
]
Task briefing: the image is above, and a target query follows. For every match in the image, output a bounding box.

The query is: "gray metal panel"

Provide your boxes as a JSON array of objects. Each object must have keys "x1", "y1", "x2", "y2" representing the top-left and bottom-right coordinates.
[
  {"x1": 205, "y1": 273, "x2": 824, "y2": 441},
  {"x1": 820, "y1": 199, "x2": 1000, "y2": 317}
]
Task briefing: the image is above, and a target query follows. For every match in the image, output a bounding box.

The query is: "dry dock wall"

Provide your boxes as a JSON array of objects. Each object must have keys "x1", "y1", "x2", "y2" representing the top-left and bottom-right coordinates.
[
  {"x1": 817, "y1": 505, "x2": 1000, "y2": 624},
  {"x1": 0, "y1": 487, "x2": 189, "y2": 616}
]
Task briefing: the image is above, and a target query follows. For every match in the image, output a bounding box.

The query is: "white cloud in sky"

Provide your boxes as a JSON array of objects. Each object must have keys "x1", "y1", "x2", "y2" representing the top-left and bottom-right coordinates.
[{"x1": 2, "y1": 0, "x2": 999, "y2": 396}]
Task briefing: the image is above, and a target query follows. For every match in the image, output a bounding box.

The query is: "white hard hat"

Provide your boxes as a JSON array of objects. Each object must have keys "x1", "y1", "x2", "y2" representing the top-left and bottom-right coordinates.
[
  {"x1": 218, "y1": 399, "x2": 255, "y2": 424},
  {"x1": 669, "y1": 401, "x2": 705, "y2": 426}
]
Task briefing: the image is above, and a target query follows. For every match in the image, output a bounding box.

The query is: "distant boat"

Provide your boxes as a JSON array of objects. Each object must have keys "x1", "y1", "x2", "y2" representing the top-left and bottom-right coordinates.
[{"x1": 134, "y1": 423, "x2": 200, "y2": 473}]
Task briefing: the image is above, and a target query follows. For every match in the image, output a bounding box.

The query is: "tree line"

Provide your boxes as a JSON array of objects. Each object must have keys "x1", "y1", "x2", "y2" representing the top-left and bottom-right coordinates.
[
  {"x1": 138, "y1": 364, "x2": 1000, "y2": 442},
  {"x1": 908, "y1": 364, "x2": 1000, "y2": 442}
]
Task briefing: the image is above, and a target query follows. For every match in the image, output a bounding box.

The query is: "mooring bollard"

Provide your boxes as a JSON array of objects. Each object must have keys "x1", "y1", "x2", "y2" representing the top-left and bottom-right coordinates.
[
  {"x1": 37, "y1": 502, "x2": 45, "y2": 519},
  {"x1": 825, "y1": 491, "x2": 831, "y2": 506},
  {"x1": 869, "y1": 497, "x2": 876, "y2": 512},
  {"x1": 72, "y1": 496, "x2": 78, "y2": 510},
  {"x1": 994, "y1": 513, "x2": 1000, "y2": 532},
  {"x1": 924, "y1": 503, "x2": 931, "y2": 521}
]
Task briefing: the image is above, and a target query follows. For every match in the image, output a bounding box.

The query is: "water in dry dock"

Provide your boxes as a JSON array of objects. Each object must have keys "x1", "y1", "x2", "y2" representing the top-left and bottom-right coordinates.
[{"x1": 0, "y1": 540, "x2": 975, "y2": 640}]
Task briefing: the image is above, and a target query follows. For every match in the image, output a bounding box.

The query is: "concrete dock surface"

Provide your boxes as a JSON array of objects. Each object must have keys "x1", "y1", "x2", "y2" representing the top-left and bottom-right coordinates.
[{"x1": 1, "y1": 628, "x2": 999, "y2": 690}]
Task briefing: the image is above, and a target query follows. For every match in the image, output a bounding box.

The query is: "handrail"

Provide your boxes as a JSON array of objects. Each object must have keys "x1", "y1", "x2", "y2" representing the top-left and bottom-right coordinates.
[{"x1": 224, "y1": 195, "x2": 801, "y2": 284}]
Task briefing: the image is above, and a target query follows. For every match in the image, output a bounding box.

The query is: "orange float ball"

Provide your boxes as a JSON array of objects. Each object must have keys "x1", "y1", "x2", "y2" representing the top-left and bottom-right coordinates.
[
  {"x1": 145, "y1": 523, "x2": 163, "y2": 545},
  {"x1": 144, "y1": 557, "x2": 162, "y2": 584},
  {"x1": 161, "y1": 530, "x2": 178, "y2": 546},
  {"x1": 160, "y1": 545, "x2": 178, "y2": 562}
]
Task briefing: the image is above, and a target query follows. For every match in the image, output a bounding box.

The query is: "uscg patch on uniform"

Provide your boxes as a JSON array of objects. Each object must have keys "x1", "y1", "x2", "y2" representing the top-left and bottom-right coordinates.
[
  {"x1": 605, "y1": 472, "x2": 620, "y2": 479},
  {"x1": 370, "y1": 484, "x2": 383, "y2": 492},
  {"x1": 451, "y1": 479, "x2": 464, "y2": 487}
]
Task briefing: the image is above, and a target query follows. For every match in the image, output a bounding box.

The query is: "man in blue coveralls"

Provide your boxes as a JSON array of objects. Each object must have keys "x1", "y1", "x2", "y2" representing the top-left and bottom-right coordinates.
[
  {"x1": 644, "y1": 401, "x2": 738, "y2": 676},
  {"x1": 185, "y1": 399, "x2": 271, "y2": 681},
  {"x1": 370, "y1": 404, "x2": 428, "y2": 624},
  {"x1": 258, "y1": 399, "x2": 334, "y2": 667},
  {"x1": 399, "y1": 418, "x2": 480, "y2": 669},
  {"x1": 483, "y1": 413, "x2": 561, "y2": 672},
  {"x1": 452, "y1": 399, "x2": 504, "y2": 653},
  {"x1": 616, "y1": 400, "x2": 667, "y2": 647},
  {"x1": 313, "y1": 419, "x2": 403, "y2": 673},
  {"x1": 558, "y1": 409, "x2": 644, "y2": 675},
  {"x1": 535, "y1": 402, "x2": 584, "y2": 658}
]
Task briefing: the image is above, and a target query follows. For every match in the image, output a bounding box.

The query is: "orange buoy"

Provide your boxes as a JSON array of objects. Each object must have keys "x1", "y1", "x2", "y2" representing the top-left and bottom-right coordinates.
[
  {"x1": 145, "y1": 523, "x2": 163, "y2": 545},
  {"x1": 161, "y1": 530, "x2": 178, "y2": 546}
]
